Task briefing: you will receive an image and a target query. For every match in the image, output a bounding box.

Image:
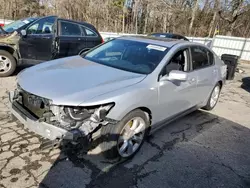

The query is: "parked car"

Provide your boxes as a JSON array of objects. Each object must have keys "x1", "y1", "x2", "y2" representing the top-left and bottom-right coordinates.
[
  {"x1": 103, "y1": 36, "x2": 116, "y2": 42},
  {"x1": 0, "y1": 19, "x2": 14, "y2": 28},
  {"x1": 9, "y1": 36, "x2": 227, "y2": 159},
  {"x1": 149, "y1": 33, "x2": 189, "y2": 41},
  {"x1": 0, "y1": 16, "x2": 103, "y2": 77},
  {"x1": 0, "y1": 17, "x2": 38, "y2": 34}
]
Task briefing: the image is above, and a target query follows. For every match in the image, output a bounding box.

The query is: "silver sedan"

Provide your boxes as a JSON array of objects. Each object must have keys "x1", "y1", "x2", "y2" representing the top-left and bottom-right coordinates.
[{"x1": 9, "y1": 36, "x2": 227, "y2": 159}]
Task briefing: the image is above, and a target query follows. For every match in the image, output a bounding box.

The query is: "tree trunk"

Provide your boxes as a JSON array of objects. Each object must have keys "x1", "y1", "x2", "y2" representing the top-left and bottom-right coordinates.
[
  {"x1": 153, "y1": 17, "x2": 156, "y2": 33},
  {"x1": 122, "y1": 12, "x2": 125, "y2": 33},
  {"x1": 243, "y1": 21, "x2": 250, "y2": 37},
  {"x1": 208, "y1": 0, "x2": 219, "y2": 37},
  {"x1": 227, "y1": 21, "x2": 236, "y2": 36},
  {"x1": 143, "y1": 3, "x2": 149, "y2": 34},
  {"x1": 163, "y1": 14, "x2": 167, "y2": 32},
  {"x1": 189, "y1": 0, "x2": 199, "y2": 36},
  {"x1": 167, "y1": 10, "x2": 170, "y2": 33},
  {"x1": 135, "y1": 14, "x2": 138, "y2": 34}
]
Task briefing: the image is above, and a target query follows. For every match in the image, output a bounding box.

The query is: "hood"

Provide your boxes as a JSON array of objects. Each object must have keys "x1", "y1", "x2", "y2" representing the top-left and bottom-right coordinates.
[
  {"x1": 18, "y1": 56, "x2": 146, "y2": 106},
  {"x1": 0, "y1": 31, "x2": 20, "y2": 45}
]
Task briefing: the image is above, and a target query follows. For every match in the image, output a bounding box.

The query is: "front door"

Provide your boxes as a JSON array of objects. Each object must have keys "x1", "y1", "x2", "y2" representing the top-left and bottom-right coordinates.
[
  {"x1": 19, "y1": 16, "x2": 56, "y2": 63},
  {"x1": 156, "y1": 48, "x2": 199, "y2": 122}
]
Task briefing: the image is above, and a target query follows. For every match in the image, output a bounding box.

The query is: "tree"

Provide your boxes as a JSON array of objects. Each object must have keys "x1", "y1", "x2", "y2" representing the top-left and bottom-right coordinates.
[{"x1": 0, "y1": 0, "x2": 250, "y2": 37}]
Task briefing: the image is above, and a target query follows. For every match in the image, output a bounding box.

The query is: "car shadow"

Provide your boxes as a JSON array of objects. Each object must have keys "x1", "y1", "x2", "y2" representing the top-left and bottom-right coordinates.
[
  {"x1": 39, "y1": 110, "x2": 250, "y2": 188},
  {"x1": 241, "y1": 77, "x2": 250, "y2": 93}
]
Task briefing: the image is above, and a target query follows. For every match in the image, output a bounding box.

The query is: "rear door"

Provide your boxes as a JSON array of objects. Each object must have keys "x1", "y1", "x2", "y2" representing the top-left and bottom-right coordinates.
[
  {"x1": 80, "y1": 25, "x2": 102, "y2": 53},
  {"x1": 19, "y1": 16, "x2": 56, "y2": 62},
  {"x1": 56, "y1": 20, "x2": 84, "y2": 58},
  {"x1": 190, "y1": 46, "x2": 217, "y2": 105}
]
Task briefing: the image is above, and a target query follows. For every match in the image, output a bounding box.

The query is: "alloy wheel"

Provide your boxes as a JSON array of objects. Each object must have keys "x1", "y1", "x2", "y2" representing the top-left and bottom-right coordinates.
[
  {"x1": 0, "y1": 55, "x2": 11, "y2": 73},
  {"x1": 210, "y1": 85, "x2": 220, "y2": 108},
  {"x1": 117, "y1": 117, "x2": 146, "y2": 158}
]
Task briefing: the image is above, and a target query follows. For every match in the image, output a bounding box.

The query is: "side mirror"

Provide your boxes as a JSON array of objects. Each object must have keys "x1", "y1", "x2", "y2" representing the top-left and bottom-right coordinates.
[
  {"x1": 168, "y1": 70, "x2": 188, "y2": 81},
  {"x1": 20, "y1": 30, "x2": 27, "y2": 36},
  {"x1": 160, "y1": 70, "x2": 188, "y2": 82}
]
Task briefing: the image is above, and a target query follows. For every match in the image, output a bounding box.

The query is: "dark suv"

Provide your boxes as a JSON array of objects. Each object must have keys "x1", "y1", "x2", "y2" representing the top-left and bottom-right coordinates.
[{"x1": 0, "y1": 16, "x2": 103, "y2": 77}]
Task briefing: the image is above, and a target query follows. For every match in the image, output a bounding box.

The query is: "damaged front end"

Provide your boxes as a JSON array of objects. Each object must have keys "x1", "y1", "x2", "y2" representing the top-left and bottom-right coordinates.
[
  {"x1": 10, "y1": 87, "x2": 117, "y2": 151},
  {"x1": 48, "y1": 103, "x2": 115, "y2": 137}
]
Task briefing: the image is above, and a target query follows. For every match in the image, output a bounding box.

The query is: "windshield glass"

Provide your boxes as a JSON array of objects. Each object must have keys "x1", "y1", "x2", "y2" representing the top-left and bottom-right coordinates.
[
  {"x1": 3, "y1": 18, "x2": 36, "y2": 32},
  {"x1": 84, "y1": 39, "x2": 168, "y2": 74}
]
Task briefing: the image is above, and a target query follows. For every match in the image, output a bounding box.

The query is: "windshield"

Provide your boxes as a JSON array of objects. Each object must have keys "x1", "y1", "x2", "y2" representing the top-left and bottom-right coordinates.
[
  {"x1": 3, "y1": 18, "x2": 36, "y2": 33},
  {"x1": 84, "y1": 39, "x2": 168, "y2": 74}
]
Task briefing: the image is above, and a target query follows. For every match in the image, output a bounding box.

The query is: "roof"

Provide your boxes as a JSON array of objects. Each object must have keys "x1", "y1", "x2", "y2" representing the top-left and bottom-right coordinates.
[
  {"x1": 58, "y1": 18, "x2": 96, "y2": 29},
  {"x1": 149, "y1": 33, "x2": 189, "y2": 41},
  {"x1": 118, "y1": 35, "x2": 189, "y2": 48}
]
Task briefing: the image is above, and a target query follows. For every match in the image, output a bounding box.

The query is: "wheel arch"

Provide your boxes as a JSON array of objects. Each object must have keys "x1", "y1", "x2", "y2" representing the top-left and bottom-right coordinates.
[
  {"x1": 0, "y1": 45, "x2": 18, "y2": 61},
  {"x1": 114, "y1": 106, "x2": 152, "y2": 125},
  {"x1": 218, "y1": 80, "x2": 223, "y2": 88},
  {"x1": 137, "y1": 107, "x2": 152, "y2": 124},
  {"x1": 78, "y1": 48, "x2": 90, "y2": 55}
]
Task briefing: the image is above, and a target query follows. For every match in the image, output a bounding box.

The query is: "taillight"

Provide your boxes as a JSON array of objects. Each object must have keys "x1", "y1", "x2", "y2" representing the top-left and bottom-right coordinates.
[{"x1": 101, "y1": 38, "x2": 104, "y2": 43}]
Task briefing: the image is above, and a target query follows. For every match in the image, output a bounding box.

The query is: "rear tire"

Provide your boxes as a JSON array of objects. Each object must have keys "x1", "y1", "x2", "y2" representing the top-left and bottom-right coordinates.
[
  {"x1": 203, "y1": 83, "x2": 221, "y2": 111},
  {"x1": 100, "y1": 109, "x2": 150, "y2": 159},
  {"x1": 0, "y1": 50, "x2": 16, "y2": 77}
]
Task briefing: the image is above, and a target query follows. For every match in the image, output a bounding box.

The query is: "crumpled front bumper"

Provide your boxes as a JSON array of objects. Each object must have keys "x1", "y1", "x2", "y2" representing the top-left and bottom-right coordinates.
[{"x1": 9, "y1": 91, "x2": 73, "y2": 141}]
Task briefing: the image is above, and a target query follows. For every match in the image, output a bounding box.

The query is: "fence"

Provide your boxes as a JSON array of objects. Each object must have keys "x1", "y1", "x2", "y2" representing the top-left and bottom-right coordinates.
[
  {"x1": 187, "y1": 37, "x2": 213, "y2": 47},
  {"x1": 211, "y1": 35, "x2": 250, "y2": 61},
  {"x1": 99, "y1": 32, "x2": 250, "y2": 61},
  {"x1": 100, "y1": 32, "x2": 145, "y2": 40}
]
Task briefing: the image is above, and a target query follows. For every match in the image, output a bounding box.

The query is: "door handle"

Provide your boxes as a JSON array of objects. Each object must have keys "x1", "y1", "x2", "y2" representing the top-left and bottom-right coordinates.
[
  {"x1": 189, "y1": 78, "x2": 196, "y2": 84},
  {"x1": 41, "y1": 36, "x2": 50, "y2": 39}
]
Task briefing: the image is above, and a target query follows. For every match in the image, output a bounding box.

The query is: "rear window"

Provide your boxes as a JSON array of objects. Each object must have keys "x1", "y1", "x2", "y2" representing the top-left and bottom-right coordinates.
[
  {"x1": 82, "y1": 26, "x2": 98, "y2": 37},
  {"x1": 84, "y1": 39, "x2": 168, "y2": 74},
  {"x1": 191, "y1": 46, "x2": 214, "y2": 70},
  {"x1": 60, "y1": 21, "x2": 81, "y2": 36}
]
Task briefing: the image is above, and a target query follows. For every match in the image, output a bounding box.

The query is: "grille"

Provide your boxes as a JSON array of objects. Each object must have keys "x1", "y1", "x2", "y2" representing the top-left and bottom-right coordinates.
[{"x1": 18, "y1": 89, "x2": 50, "y2": 118}]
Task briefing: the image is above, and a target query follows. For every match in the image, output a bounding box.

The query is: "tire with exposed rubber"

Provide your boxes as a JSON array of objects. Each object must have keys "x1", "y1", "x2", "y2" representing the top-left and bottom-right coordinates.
[
  {"x1": 203, "y1": 83, "x2": 221, "y2": 111},
  {"x1": 0, "y1": 50, "x2": 16, "y2": 77},
  {"x1": 100, "y1": 109, "x2": 150, "y2": 159}
]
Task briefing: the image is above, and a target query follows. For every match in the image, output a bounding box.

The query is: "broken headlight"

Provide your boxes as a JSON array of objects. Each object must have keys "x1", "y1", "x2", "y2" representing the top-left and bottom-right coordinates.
[
  {"x1": 49, "y1": 103, "x2": 115, "y2": 135},
  {"x1": 65, "y1": 103, "x2": 114, "y2": 122},
  {"x1": 88, "y1": 103, "x2": 114, "y2": 123},
  {"x1": 50, "y1": 103, "x2": 114, "y2": 125}
]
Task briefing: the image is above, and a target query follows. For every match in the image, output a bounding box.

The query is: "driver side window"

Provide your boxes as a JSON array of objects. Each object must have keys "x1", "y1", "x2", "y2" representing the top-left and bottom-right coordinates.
[
  {"x1": 27, "y1": 17, "x2": 55, "y2": 35},
  {"x1": 162, "y1": 48, "x2": 189, "y2": 77}
]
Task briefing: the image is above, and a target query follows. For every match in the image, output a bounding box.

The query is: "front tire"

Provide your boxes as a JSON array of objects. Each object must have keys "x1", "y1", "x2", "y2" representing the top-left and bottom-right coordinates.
[
  {"x1": 100, "y1": 109, "x2": 150, "y2": 159},
  {"x1": 0, "y1": 50, "x2": 16, "y2": 77},
  {"x1": 203, "y1": 83, "x2": 221, "y2": 111}
]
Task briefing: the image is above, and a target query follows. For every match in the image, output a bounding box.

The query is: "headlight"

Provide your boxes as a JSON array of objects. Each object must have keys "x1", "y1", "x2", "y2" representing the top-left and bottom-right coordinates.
[
  {"x1": 62, "y1": 103, "x2": 115, "y2": 122},
  {"x1": 90, "y1": 103, "x2": 115, "y2": 122}
]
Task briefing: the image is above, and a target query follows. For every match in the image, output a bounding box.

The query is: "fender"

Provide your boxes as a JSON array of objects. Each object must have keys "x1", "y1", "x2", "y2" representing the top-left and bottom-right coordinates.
[{"x1": 0, "y1": 44, "x2": 19, "y2": 61}]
